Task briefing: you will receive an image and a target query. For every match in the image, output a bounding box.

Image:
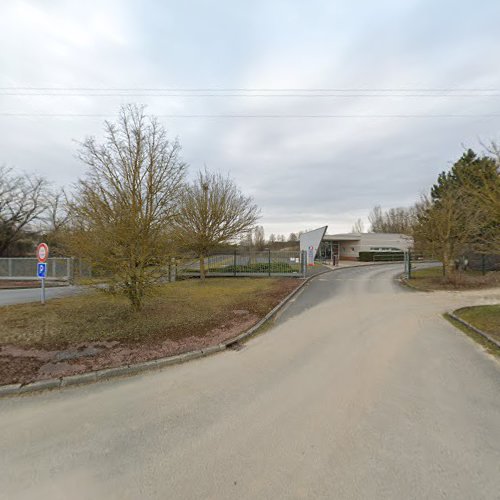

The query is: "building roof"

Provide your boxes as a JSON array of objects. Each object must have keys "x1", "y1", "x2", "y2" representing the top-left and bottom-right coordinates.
[
  {"x1": 323, "y1": 232, "x2": 412, "y2": 242},
  {"x1": 323, "y1": 233, "x2": 361, "y2": 241}
]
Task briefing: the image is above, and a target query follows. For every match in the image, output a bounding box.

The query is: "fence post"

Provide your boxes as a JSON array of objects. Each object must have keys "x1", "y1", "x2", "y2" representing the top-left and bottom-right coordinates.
[
  {"x1": 8, "y1": 258, "x2": 12, "y2": 278},
  {"x1": 268, "y1": 248, "x2": 271, "y2": 277},
  {"x1": 408, "y1": 251, "x2": 412, "y2": 279},
  {"x1": 233, "y1": 250, "x2": 237, "y2": 277}
]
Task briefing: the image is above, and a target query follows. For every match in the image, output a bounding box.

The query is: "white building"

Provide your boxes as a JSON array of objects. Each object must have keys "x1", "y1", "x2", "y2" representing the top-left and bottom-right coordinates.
[{"x1": 299, "y1": 226, "x2": 413, "y2": 264}]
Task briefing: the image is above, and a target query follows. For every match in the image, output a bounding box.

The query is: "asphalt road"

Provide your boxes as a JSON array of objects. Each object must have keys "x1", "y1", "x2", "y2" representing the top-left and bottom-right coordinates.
[
  {"x1": 1, "y1": 264, "x2": 499, "y2": 499},
  {"x1": 0, "y1": 285, "x2": 82, "y2": 306}
]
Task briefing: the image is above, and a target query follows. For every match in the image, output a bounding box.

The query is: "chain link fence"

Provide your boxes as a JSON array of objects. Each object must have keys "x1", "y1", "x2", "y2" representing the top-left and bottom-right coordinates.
[{"x1": 0, "y1": 258, "x2": 74, "y2": 280}]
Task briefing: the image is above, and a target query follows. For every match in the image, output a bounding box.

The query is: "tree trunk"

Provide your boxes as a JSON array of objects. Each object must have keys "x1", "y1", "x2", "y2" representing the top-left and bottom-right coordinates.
[
  {"x1": 442, "y1": 249, "x2": 449, "y2": 278},
  {"x1": 127, "y1": 266, "x2": 143, "y2": 311},
  {"x1": 199, "y1": 254, "x2": 206, "y2": 281}
]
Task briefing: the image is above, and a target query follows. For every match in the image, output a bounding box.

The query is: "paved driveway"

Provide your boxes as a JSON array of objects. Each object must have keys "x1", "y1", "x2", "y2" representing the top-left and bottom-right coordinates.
[{"x1": 1, "y1": 264, "x2": 499, "y2": 499}]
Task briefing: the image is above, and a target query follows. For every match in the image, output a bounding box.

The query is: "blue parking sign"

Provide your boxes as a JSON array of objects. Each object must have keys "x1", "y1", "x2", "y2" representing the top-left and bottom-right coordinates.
[{"x1": 37, "y1": 262, "x2": 47, "y2": 278}]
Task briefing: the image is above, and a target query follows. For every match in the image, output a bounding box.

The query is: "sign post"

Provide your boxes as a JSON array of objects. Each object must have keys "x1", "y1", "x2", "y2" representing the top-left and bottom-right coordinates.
[{"x1": 36, "y1": 243, "x2": 49, "y2": 305}]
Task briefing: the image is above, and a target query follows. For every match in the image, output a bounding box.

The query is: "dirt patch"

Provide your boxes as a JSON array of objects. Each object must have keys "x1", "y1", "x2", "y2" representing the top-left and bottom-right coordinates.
[
  {"x1": 0, "y1": 312, "x2": 260, "y2": 385},
  {"x1": 0, "y1": 355, "x2": 45, "y2": 384},
  {"x1": 0, "y1": 278, "x2": 300, "y2": 385}
]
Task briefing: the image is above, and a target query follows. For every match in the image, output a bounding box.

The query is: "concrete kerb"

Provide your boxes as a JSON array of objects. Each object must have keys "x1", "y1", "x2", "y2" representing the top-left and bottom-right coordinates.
[
  {"x1": 448, "y1": 312, "x2": 500, "y2": 349},
  {"x1": 0, "y1": 262, "x2": 397, "y2": 397}
]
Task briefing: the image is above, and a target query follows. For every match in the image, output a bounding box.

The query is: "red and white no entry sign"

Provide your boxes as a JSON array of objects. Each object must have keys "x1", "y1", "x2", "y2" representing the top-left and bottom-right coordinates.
[{"x1": 36, "y1": 243, "x2": 49, "y2": 263}]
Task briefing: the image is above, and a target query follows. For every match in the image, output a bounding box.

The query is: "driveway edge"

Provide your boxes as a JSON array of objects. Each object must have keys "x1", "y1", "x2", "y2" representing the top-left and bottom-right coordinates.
[
  {"x1": 0, "y1": 270, "x2": 334, "y2": 397},
  {"x1": 2, "y1": 263, "x2": 405, "y2": 396},
  {"x1": 448, "y1": 312, "x2": 500, "y2": 349}
]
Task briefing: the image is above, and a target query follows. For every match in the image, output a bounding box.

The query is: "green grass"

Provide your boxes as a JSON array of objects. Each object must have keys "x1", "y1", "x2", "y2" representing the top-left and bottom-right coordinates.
[
  {"x1": 406, "y1": 266, "x2": 499, "y2": 291},
  {"x1": 445, "y1": 307, "x2": 500, "y2": 357},
  {"x1": 0, "y1": 278, "x2": 297, "y2": 349},
  {"x1": 455, "y1": 305, "x2": 500, "y2": 338}
]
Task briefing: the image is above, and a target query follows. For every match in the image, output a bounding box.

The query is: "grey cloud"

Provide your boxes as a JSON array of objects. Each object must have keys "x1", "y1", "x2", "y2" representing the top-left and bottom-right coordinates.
[{"x1": 1, "y1": 0, "x2": 500, "y2": 235}]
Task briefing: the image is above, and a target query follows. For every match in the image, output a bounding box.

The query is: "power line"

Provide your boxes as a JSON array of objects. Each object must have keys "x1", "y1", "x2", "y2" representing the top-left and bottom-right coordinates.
[
  {"x1": 1, "y1": 87, "x2": 500, "y2": 92},
  {"x1": 2, "y1": 93, "x2": 500, "y2": 98},
  {"x1": 1, "y1": 112, "x2": 500, "y2": 118}
]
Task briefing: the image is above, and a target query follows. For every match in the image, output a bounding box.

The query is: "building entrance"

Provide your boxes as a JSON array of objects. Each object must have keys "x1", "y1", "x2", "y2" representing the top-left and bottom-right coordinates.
[{"x1": 318, "y1": 240, "x2": 340, "y2": 265}]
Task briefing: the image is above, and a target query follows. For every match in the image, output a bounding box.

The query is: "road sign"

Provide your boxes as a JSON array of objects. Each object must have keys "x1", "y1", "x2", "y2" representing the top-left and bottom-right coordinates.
[
  {"x1": 36, "y1": 243, "x2": 49, "y2": 263},
  {"x1": 308, "y1": 245, "x2": 315, "y2": 266},
  {"x1": 37, "y1": 262, "x2": 47, "y2": 278}
]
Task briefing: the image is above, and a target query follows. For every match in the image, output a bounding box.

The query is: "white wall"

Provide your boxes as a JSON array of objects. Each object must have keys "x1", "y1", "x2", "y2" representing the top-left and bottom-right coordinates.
[
  {"x1": 357, "y1": 233, "x2": 412, "y2": 253},
  {"x1": 299, "y1": 226, "x2": 328, "y2": 264},
  {"x1": 327, "y1": 233, "x2": 412, "y2": 260}
]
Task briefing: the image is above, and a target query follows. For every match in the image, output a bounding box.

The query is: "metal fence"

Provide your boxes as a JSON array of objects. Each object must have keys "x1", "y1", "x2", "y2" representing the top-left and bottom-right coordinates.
[
  {"x1": 466, "y1": 253, "x2": 500, "y2": 273},
  {"x1": 0, "y1": 251, "x2": 309, "y2": 282},
  {"x1": 0, "y1": 258, "x2": 73, "y2": 280},
  {"x1": 177, "y1": 250, "x2": 306, "y2": 278}
]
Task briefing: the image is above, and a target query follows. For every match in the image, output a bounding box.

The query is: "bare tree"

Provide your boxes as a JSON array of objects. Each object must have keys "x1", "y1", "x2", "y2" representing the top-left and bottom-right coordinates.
[
  {"x1": 240, "y1": 231, "x2": 254, "y2": 248},
  {"x1": 39, "y1": 188, "x2": 71, "y2": 255},
  {"x1": 69, "y1": 105, "x2": 186, "y2": 310},
  {"x1": 368, "y1": 205, "x2": 384, "y2": 232},
  {"x1": 173, "y1": 169, "x2": 260, "y2": 279},
  {"x1": 253, "y1": 225, "x2": 265, "y2": 250},
  {"x1": 351, "y1": 218, "x2": 364, "y2": 233},
  {"x1": 368, "y1": 205, "x2": 416, "y2": 234},
  {"x1": 0, "y1": 165, "x2": 48, "y2": 256}
]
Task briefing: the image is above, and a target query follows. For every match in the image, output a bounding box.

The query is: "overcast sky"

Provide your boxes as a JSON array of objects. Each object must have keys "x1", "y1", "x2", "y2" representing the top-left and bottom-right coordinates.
[{"x1": 1, "y1": 0, "x2": 500, "y2": 236}]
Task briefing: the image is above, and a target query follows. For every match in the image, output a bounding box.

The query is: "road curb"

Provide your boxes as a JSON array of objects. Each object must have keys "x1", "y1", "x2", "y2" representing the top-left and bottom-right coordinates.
[
  {"x1": 0, "y1": 271, "x2": 333, "y2": 397},
  {"x1": 0, "y1": 263, "x2": 396, "y2": 397},
  {"x1": 448, "y1": 312, "x2": 500, "y2": 349}
]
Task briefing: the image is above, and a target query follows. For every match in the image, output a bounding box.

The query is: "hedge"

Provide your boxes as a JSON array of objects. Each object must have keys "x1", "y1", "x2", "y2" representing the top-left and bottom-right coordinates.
[
  {"x1": 358, "y1": 251, "x2": 405, "y2": 262},
  {"x1": 211, "y1": 262, "x2": 299, "y2": 273}
]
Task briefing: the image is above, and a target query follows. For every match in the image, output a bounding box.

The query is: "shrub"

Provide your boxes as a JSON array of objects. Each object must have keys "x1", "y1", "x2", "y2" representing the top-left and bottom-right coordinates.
[
  {"x1": 212, "y1": 262, "x2": 298, "y2": 273},
  {"x1": 358, "y1": 251, "x2": 405, "y2": 262}
]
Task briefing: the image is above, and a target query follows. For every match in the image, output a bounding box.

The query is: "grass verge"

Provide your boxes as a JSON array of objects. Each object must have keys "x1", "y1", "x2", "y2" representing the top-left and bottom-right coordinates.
[
  {"x1": 444, "y1": 304, "x2": 500, "y2": 357},
  {"x1": 0, "y1": 278, "x2": 301, "y2": 385},
  {"x1": 0, "y1": 278, "x2": 298, "y2": 348},
  {"x1": 406, "y1": 266, "x2": 499, "y2": 291}
]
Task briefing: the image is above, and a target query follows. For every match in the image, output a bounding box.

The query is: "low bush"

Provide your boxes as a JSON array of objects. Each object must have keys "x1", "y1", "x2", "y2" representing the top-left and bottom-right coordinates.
[
  {"x1": 358, "y1": 251, "x2": 405, "y2": 262},
  {"x1": 212, "y1": 262, "x2": 299, "y2": 273}
]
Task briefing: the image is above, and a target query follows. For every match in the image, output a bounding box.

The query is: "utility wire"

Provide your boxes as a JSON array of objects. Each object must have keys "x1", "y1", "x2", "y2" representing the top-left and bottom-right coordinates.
[
  {"x1": 1, "y1": 87, "x2": 500, "y2": 92},
  {"x1": 2, "y1": 93, "x2": 500, "y2": 97},
  {"x1": 1, "y1": 112, "x2": 499, "y2": 118}
]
